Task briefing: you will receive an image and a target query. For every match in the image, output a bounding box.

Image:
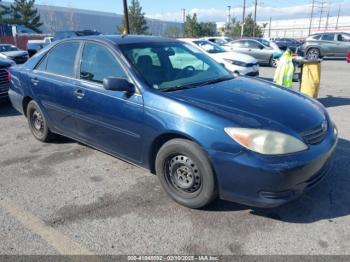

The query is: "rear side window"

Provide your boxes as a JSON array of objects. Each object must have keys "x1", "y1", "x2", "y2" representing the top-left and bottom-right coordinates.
[
  {"x1": 80, "y1": 43, "x2": 127, "y2": 84},
  {"x1": 37, "y1": 42, "x2": 80, "y2": 77},
  {"x1": 321, "y1": 34, "x2": 334, "y2": 41}
]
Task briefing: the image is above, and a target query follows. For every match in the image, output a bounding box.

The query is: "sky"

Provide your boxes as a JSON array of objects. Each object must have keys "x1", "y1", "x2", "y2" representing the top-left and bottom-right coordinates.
[{"x1": 5, "y1": 0, "x2": 350, "y2": 22}]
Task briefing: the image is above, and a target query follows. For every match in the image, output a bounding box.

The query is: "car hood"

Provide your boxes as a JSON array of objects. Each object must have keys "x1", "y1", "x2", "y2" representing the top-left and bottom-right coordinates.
[
  {"x1": 169, "y1": 77, "x2": 326, "y2": 134},
  {"x1": 211, "y1": 51, "x2": 257, "y2": 64},
  {"x1": 1, "y1": 51, "x2": 28, "y2": 57}
]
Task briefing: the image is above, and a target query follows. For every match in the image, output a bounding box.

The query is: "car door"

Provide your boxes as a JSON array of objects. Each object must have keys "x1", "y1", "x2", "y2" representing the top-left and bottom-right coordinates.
[
  {"x1": 73, "y1": 41, "x2": 144, "y2": 163},
  {"x1": 31, "y1": 41, "x2": 82, "y2": 136},
  {"x1": 336, "y1": 33, "x2": 350, "y2": 57},
  {"x1": 319, "y1": 33, "x2": 338, "y2": 56},
  {"x1": 245, "y1": 40, "x2": 269, "y2": 64}
]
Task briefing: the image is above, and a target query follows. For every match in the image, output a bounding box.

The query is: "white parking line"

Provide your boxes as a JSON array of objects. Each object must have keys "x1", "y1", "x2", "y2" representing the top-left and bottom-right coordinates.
[{"x1": 0, "y1": 197, "x2": 94, "y2": 255}]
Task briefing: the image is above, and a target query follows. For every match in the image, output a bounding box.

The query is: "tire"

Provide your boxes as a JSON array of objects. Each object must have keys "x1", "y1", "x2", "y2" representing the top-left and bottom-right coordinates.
[
  {"x1": 307, "y1": 48, "x2": 320, "y2": 60},
  {"x1": 26, "y1": 100, "x2": 55, "y2": 142},
  {"x1": 155, "y1": 138, "x2": 217, "y2": 209}
]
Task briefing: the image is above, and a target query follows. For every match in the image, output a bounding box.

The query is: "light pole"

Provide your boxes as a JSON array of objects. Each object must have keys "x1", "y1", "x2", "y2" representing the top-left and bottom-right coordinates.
[{"x1": 123, "y1": 0, "x2": 130, "y2": 34}]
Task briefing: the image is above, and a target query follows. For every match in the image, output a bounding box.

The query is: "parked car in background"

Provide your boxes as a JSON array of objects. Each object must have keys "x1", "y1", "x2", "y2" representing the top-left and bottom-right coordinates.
[
  {"x1": 27, "y1": 37, "x2": 53, "y2": 57},
  {"x1": 226, "y1": 38, "x2": 282, "y2": 67},
  {"x1": 347, "y1": 51, "x2": 350, "y2": 63},
  {"x1": 303, "y1": 32, "x2": 350, "y2": 59},
  {"x1": 0, "y1": 44, "x2": 29, "y2": 64},
  {"x1": 9, "y1": 35, "x2": 338, "y2": 209},
  {"x1": 53, "y1": 30, "x2": 101, "y2": 41},
  {"x1": 0, "y1": 59, "x2": 13, "y2": 101},
  {"x1": 180, "y1": 38, "x2": 259, "y2": 76},
  {"x1": 204, "y1": 36, "x2": 234, "y2": 46},
  {"x1": 273, "y1": 38, "x2": 303, "y2": 53}
]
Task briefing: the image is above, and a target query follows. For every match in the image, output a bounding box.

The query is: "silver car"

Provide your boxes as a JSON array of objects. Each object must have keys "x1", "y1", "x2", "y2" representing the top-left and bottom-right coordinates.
[
  {"x1": 304, "y1": 32, "x2": 350, "y2": 59},
  {"x1": 226, "y1": 39, "x2": 281, "y2": 66}
]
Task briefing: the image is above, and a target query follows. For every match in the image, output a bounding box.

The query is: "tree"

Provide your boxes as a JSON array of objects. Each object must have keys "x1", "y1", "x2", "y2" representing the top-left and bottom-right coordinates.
[
  {"x1": 120, "y1": 0, "x2": 148, "y2": 34},
  {"x1": 241, "y1": 14, "x2": 262, "y2": 37},
  {"x1": 183, "y1": 13, "x2": 201, "y2": 37},
  {"x1": 199, "y1": 22, "x2": 216, "y2": 37},
  {"x1": 10, "y1": 0, "x2": 43, "y2": 33},
  {"x1": 0, "y1": 1, "x2": 11, "y2": 24},
  {"x1": 225, "y1": 17, "x2": 242, "y2": 37},
  {"x1": 225, "y1": 14, "x2": 262, "y2": 37},
  {"x1": 165, "y1": 26, "x2": 181, "y2": 38}
]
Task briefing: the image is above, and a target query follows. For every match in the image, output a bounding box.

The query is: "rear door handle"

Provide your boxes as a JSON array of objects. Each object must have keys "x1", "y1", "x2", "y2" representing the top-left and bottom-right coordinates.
[
  {"x1": 31, "y1": 77, "x2": 39, "y2": 85},
  {"x1": 74, "y1": 89, "x2": 85, "y2": 99}
]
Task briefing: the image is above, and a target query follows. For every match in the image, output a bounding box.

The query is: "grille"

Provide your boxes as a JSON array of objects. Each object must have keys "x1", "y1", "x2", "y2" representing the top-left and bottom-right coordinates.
[
  {"x1": 246, "y1": 63, "x2": 258, "y2": 67},
  {"x1": 0, "y1": 69, "x2": 10, "y2": 95},
  {"x1": 301, "y1": 120, "x2": 328, "y2": 145}
]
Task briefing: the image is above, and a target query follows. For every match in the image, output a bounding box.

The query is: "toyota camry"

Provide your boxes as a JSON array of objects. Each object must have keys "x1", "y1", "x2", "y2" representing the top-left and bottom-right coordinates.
[{"x1": 9, "y1": 35, "x2": 338, "y2": 208}]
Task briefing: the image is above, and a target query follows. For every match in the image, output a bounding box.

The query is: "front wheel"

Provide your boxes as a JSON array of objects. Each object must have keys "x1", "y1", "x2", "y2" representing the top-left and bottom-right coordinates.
[
  {"x1": 307, "y1": 48, "x2": 320, "y2": 59},
  {"x1": 27, "y1": 100, "x2": 55, "y2": 142},
  {"x1": 155, "y1": 139, "x2": 217, "y2": 209}
]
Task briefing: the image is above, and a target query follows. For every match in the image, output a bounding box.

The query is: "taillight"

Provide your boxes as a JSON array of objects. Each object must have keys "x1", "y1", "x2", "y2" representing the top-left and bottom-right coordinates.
[{"x1": 7, "y1": 70, "x2": 10, "y2": 81}]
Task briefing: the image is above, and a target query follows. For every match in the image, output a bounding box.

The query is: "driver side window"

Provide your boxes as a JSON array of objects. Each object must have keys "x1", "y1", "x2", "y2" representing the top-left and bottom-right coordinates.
[{"x1": 80, "y1": 43, "x2": 127, "y2": 84}]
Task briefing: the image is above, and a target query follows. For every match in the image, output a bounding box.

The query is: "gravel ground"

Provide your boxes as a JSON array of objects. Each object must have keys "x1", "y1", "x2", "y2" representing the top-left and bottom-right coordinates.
[{"x1": 0, "y1": 60, "x2": 350, "y2": 256}]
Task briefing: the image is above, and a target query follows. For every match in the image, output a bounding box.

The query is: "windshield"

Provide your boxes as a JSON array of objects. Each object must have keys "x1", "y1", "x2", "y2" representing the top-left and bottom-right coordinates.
[
  {"x1": 256, "y1": 39, "x2": 270, "y2": 47},
  {"x1": 120, "y1": 42, "x2": 231, "y2": 91},
  {"x1": 0, "y1": 45, "x2": 19, "y2": 52},
  {"x1": 194, "y1": 40, "x2": 226, "y2": 54}
]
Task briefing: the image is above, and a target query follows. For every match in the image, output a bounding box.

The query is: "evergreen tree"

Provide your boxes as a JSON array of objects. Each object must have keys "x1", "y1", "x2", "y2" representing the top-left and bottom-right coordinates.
[
  {"x1": 183, "y1": 13, "x2": 201, "y2": 37},
  {"x1": 226, "y1": 14, "x2": 262, "y2": 37},
  {"x1": 120, "y1": 0, "x2": 148, "y2": 34},
  {"x1": 10, "y1": 0, "x2": 43, "y2": 33}
]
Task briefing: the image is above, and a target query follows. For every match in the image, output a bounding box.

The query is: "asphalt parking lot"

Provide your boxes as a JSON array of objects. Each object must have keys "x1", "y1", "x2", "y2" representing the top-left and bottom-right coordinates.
[{"x1": 1, "y1": 60, "x2": 350, "y2": 256}]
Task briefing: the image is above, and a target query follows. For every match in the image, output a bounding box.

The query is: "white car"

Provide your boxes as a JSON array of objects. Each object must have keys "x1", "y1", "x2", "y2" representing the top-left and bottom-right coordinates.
[{"x1": 179, "y1": 38, "x2": 259, "y2": 76}]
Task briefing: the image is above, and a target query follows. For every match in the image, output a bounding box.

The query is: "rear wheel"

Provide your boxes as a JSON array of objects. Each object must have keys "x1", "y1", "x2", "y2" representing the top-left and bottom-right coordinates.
[
  {"x1": 155, "y1": 139, "x2": 217, "y2": 209},
  {"x1": 307, "y1": 48, "x2": 320, "y2": 59},
  {"x1": 27, "y1": 100, "x2": 55, "y2": 142}
]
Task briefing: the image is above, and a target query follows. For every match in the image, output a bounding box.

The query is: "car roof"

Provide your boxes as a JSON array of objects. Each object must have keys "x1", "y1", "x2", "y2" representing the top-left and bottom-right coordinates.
[{"x1": 70, "y1": 35, "x2": 178, "y2": 45}]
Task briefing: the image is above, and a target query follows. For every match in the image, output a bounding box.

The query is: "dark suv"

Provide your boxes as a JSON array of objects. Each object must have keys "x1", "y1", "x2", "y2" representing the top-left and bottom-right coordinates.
[
  {"x1": 303, "y1": 32, "x2": 350, "y2": 59},
  {"x1": 53, "y1": 30, "x2": 101, "y2": 42}
]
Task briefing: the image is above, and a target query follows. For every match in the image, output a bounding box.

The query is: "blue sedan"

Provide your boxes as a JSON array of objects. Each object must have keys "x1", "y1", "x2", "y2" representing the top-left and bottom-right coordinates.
[{"x1": 8, "y1": 35, "x2": 338, "y2": 209}]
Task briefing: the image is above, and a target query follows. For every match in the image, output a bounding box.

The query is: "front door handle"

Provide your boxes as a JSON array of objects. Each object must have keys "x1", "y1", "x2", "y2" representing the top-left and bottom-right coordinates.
[
  {"x1": 31, "y1": 77, "x2": 39, "y2": 85},
  {"x1": 74, "y1": 89, "x2": 85, "y2": 99}
]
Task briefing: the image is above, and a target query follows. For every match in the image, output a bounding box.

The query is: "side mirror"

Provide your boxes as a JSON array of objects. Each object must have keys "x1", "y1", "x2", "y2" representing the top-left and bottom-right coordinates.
[
  {"x1": 259, "y1": 45, "x2": 264, "y2": 50},
  {"x1": 103, "y1": 77, "x2": 135, "y2": 94}
]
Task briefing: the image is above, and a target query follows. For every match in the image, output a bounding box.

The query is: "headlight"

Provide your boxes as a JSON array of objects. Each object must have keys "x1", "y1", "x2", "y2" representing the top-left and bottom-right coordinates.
[
  {"x1": 223, "y1": 59, "x2": 247, "y2": 67},
  {"x1": 224, "y1": 128, "x2": 308, "y2": 155}
]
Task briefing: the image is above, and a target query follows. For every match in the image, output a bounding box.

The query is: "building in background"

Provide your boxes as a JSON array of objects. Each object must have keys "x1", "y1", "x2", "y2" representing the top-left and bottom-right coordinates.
[
  {"x1": 216, "y1": 16, "x2": 350, "y2": 39},
  {"x1": 260, "y1": 16, "x2": 350, "y2": 39},
  {"x1": 1, "y1": 1, "x2": 183, "y2": 36}
]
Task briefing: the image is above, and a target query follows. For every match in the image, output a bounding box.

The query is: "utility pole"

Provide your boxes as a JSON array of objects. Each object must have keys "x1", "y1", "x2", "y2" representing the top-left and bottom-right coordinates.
[
  {"x1": 308, "y1": 0, "x2": 315, "y2": 35},
  {"x1": 122, "y1": 0, "x2": 130, "y2": 34},
  {"x1": 268, "y1": 17, "x2": 272, "y2": 38},
  {"x1": 318, "y1": 0, "x2": 326, "y2": 30},
  {"x1": 335, "y1": 5, "x2": 341, "y2": 30},
  {"x1": 324, "y1": 2, "x2": 331, "y2": 32},
  {"x1": 241, "y1": 0, "x2": 246, "y2": 38},
  {"x1": 253, "y1": 0, "x2": 258, "y2": 37},
  {"x1": 182, "y1": 8, "x2": 186, "y2": 23},
  {"x1": 227, "y1": 6, "x2": 231, "y2": 25}
]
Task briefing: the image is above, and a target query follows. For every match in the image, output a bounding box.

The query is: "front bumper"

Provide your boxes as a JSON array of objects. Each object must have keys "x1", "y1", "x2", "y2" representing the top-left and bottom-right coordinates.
[{"x1": 209, "y1": 126, "x2": 338, "y2": 208}]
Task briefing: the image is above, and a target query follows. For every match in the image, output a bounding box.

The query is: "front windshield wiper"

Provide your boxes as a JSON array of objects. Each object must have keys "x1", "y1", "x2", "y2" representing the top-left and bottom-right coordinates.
[
  {"x1": 196, "y1": 75, "x2": 235, "y2": 86},
  {"x1": 162, "y1": 75, "x2": 234, "y2": 92}
]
